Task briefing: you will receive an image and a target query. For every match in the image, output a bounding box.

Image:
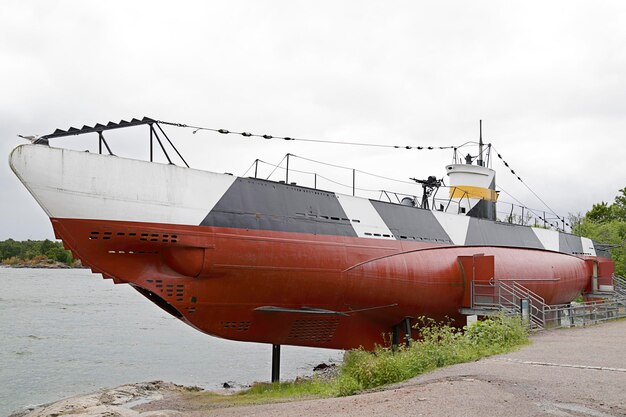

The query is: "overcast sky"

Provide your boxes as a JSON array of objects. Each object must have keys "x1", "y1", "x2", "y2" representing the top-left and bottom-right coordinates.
[{"x1": 1, "y1": 1, "x2": 625, "y2": 240}]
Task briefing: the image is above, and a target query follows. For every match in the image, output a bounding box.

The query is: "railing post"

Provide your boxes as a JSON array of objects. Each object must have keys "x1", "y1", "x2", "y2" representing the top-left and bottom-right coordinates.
[
  {"x1": 493, "y1": 280, "x2": 503, "y2": 306},
  {"x1": 520, "y1": 298, "x2": 530, "y2": 328}
]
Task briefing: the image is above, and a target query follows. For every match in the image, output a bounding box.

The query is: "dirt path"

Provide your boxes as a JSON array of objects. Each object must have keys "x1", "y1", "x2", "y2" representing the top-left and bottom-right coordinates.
[{"x1": 14, "y1": 320, "x2": 626, "y2": 417}]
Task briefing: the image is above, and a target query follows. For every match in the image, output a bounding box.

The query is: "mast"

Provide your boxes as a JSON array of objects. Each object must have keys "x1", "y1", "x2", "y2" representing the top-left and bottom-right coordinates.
[{"x1": 478, "y1": 119, "x2": 484, "y2": 167}]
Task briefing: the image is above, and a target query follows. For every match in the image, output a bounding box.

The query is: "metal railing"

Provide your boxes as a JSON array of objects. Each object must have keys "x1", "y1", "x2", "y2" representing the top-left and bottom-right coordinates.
[
  {"x1": 542, "y1": 298, "x2": 626, "y2": 328},
  {"x1": 472, "y1": 279, "x2": 547, "y2": 330},
  {"x1": 252, "y1": 154, "x2": 568, "y2": 232},
  {"x1": 469, "y1": 278, "x2": 626, "y2": 331},
  {"x1": 613, "y1": 275, "x2": 626, "y2": 297}
]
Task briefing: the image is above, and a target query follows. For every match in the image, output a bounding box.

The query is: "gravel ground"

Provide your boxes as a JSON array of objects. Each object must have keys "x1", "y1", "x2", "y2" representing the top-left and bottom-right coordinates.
[{"x1": 14, "y1": 320, "x2": 626, "y2": 417}]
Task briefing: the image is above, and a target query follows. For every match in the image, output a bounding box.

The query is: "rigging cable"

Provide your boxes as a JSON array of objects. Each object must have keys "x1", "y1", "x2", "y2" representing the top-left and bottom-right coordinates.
[
  {"x1": 289, "y1": 154, "x2": 418, "y2": 186},
  {"x1": 265, "y1": 153, "x2": 288, "y2": 180},
  {"x1": 158, "y1": 119, "x2": 462, "y2": 151},
  {"x1": 497, "y1": 186, "x2": 566, "y2": 228},
  {"x1": 491, "y1": 145, "x2": 569, "y2": 227},
  {"x1": 159, "y1": 120, "x2": 569, "y2": 228}
]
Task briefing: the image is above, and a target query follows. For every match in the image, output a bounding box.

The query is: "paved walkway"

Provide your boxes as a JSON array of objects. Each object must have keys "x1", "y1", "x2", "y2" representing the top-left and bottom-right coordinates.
[{"x1": 207, "y1": 320, "x2": 626, "y2": 417}]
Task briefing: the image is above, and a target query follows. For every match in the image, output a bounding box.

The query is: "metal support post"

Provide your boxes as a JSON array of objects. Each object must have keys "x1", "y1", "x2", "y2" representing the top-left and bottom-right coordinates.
[
  {"x1": 520, "y1": 298, "x2": 530, "y2": 328},
  {"x1": 391, "y1": 324, "x2": 399, "y2": 350},
  {"x1": 403, "y1": 317, "x2": 412, "y2": 347},
  {"x1": 98, "y1": 132, "x2": 113, "y2": 156},
  {"x1": 149, "y1": 125, "x2": 153, "y2": 162},
  {"x1": 150, "y1": 126, "x2": 173, "y2": 165},
  {"x1": 271, "y1": 344, "x2": 281, "y2": 383},
  {"x1": 569, "y1": 304, "x2": 574, "y2": 328}
]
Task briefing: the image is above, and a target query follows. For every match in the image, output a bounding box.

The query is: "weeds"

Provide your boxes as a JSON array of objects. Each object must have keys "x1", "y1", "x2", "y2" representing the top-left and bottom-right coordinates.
[
  {"x1": 335, "y1": 315, "x2": 528, "y2": 395},
  {"x1": 231, "y1": 315, "x2": 529, "y2": 400}
]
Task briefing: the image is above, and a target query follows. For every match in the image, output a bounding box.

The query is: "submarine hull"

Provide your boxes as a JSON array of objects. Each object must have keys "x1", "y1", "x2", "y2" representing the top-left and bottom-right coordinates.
[
  {"x1": 10, "y1": 143, "x2": 611, "y2": 350},
  {"x1": 50, "y1": 217, "x2": 592, "y2": 350}
]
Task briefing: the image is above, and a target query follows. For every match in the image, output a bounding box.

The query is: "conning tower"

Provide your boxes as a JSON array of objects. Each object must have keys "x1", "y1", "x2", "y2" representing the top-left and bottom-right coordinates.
[{"x1": 444, "y1": 121, "x2": 498, "y2": 220}]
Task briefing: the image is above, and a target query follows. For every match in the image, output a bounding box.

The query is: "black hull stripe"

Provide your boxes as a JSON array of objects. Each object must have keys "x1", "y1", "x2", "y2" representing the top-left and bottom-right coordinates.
[
  {"x1": 466, "y1": 217, "x2": 543, "y2": 249},
  {"x1": 370, "y1": 200, "x2": 453, "y2": 244},
  {"x1": 201, "y1": 177, "x2": 606, "y2": 258},
  {"x1": 201, "y1": 178, "x2": 357, "y2": 237}
]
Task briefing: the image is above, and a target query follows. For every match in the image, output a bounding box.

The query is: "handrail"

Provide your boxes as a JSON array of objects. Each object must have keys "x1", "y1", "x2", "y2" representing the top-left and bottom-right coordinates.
[
  {"x1": 469, "y1": 277, "x2": 626, "y2": 331},
  {"x1": 495, "y1": 278, "x2": 561, "y2": 282},
  {"x1": 471, "y1": 279, "x2": 548, "y2": 329},
  {"x1": 497, "y1": 281, "x2": 546, "y2": 329},
  {"x1": 613, "y1": 275, "x2": 626, "y2": 297}
]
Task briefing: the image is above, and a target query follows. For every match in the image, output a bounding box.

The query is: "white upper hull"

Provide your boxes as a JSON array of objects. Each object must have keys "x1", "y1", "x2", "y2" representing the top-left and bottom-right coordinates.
[
  {"x1": 9, "y1": 143, "x2": 596, "y2": 257},
  {"x1": 9, "y1": 144, "x2": 236, "y2": 225}
]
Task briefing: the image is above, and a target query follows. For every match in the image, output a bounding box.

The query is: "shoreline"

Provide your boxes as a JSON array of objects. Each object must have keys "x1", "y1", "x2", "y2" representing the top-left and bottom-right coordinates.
[
  {"x1": 8, "y1": 381, "x2": 196, "y2": 417},
  {"x1": 11, "y1": 320, "x2": 626, "y2": 417},
  {"x1": 1, "y1": 261, "x2": 84, "y2": 269}
]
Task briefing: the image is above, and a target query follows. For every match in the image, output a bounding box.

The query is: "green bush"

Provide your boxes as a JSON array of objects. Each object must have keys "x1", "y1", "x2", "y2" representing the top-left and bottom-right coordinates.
[
  {"x1": 572, "y1": 187, "x2": 626, "y2": 277},
  {"x1": 335, "y1": 316, "x2": 528, "y2": 395},
  {"x1": 464, "y1": 315, "x2": 528, "y2": 349}
]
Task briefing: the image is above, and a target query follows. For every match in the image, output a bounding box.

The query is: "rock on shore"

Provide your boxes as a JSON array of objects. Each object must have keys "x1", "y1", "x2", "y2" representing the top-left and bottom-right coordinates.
[{"x1": 9, "y1": 381, "x2": 194, "y2": 417}]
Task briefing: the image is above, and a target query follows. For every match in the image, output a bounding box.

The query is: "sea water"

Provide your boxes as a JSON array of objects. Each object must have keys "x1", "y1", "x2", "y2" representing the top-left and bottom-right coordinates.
[{"x1": 0, "y1": 268, "x2": 343, "y2": 416}]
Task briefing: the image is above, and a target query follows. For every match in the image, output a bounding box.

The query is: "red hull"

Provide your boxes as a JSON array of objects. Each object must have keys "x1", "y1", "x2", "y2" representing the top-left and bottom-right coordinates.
[{"x1": 52, "y1": 218, "x2": 595, "y2": 350}]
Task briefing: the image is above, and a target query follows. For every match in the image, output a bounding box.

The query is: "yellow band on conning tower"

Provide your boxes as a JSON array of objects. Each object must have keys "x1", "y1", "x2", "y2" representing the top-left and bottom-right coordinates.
[{"x1": 450, "y1": 186, "x2": 499, "y2": 202}]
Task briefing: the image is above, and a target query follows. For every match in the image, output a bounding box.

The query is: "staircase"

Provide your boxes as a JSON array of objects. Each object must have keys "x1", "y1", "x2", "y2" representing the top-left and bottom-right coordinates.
[
  {"x1": 463, "y1": 275, "x2": 626, "y2": 331},
  {"x1": 467, "y1": 279, "x2": 547, "y2": 330}
]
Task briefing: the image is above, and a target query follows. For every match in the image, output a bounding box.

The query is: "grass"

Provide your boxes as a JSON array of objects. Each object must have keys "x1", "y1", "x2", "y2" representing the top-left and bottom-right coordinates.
[
  {"x1": 335, "y1": 315, "x2": 529, "y2": 395},
  {"x1": 191, "y1": 315, "x2": 529, "y2": 406}
]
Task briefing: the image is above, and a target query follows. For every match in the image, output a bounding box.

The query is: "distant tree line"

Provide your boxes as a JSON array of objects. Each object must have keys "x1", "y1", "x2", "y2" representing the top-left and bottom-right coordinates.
[
  {"x1": 0, "y1": 239, "x2": 76, "y2": 266},
  {"x1": 571, "y1": 187, "x2": 626, "y2": 277}
]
